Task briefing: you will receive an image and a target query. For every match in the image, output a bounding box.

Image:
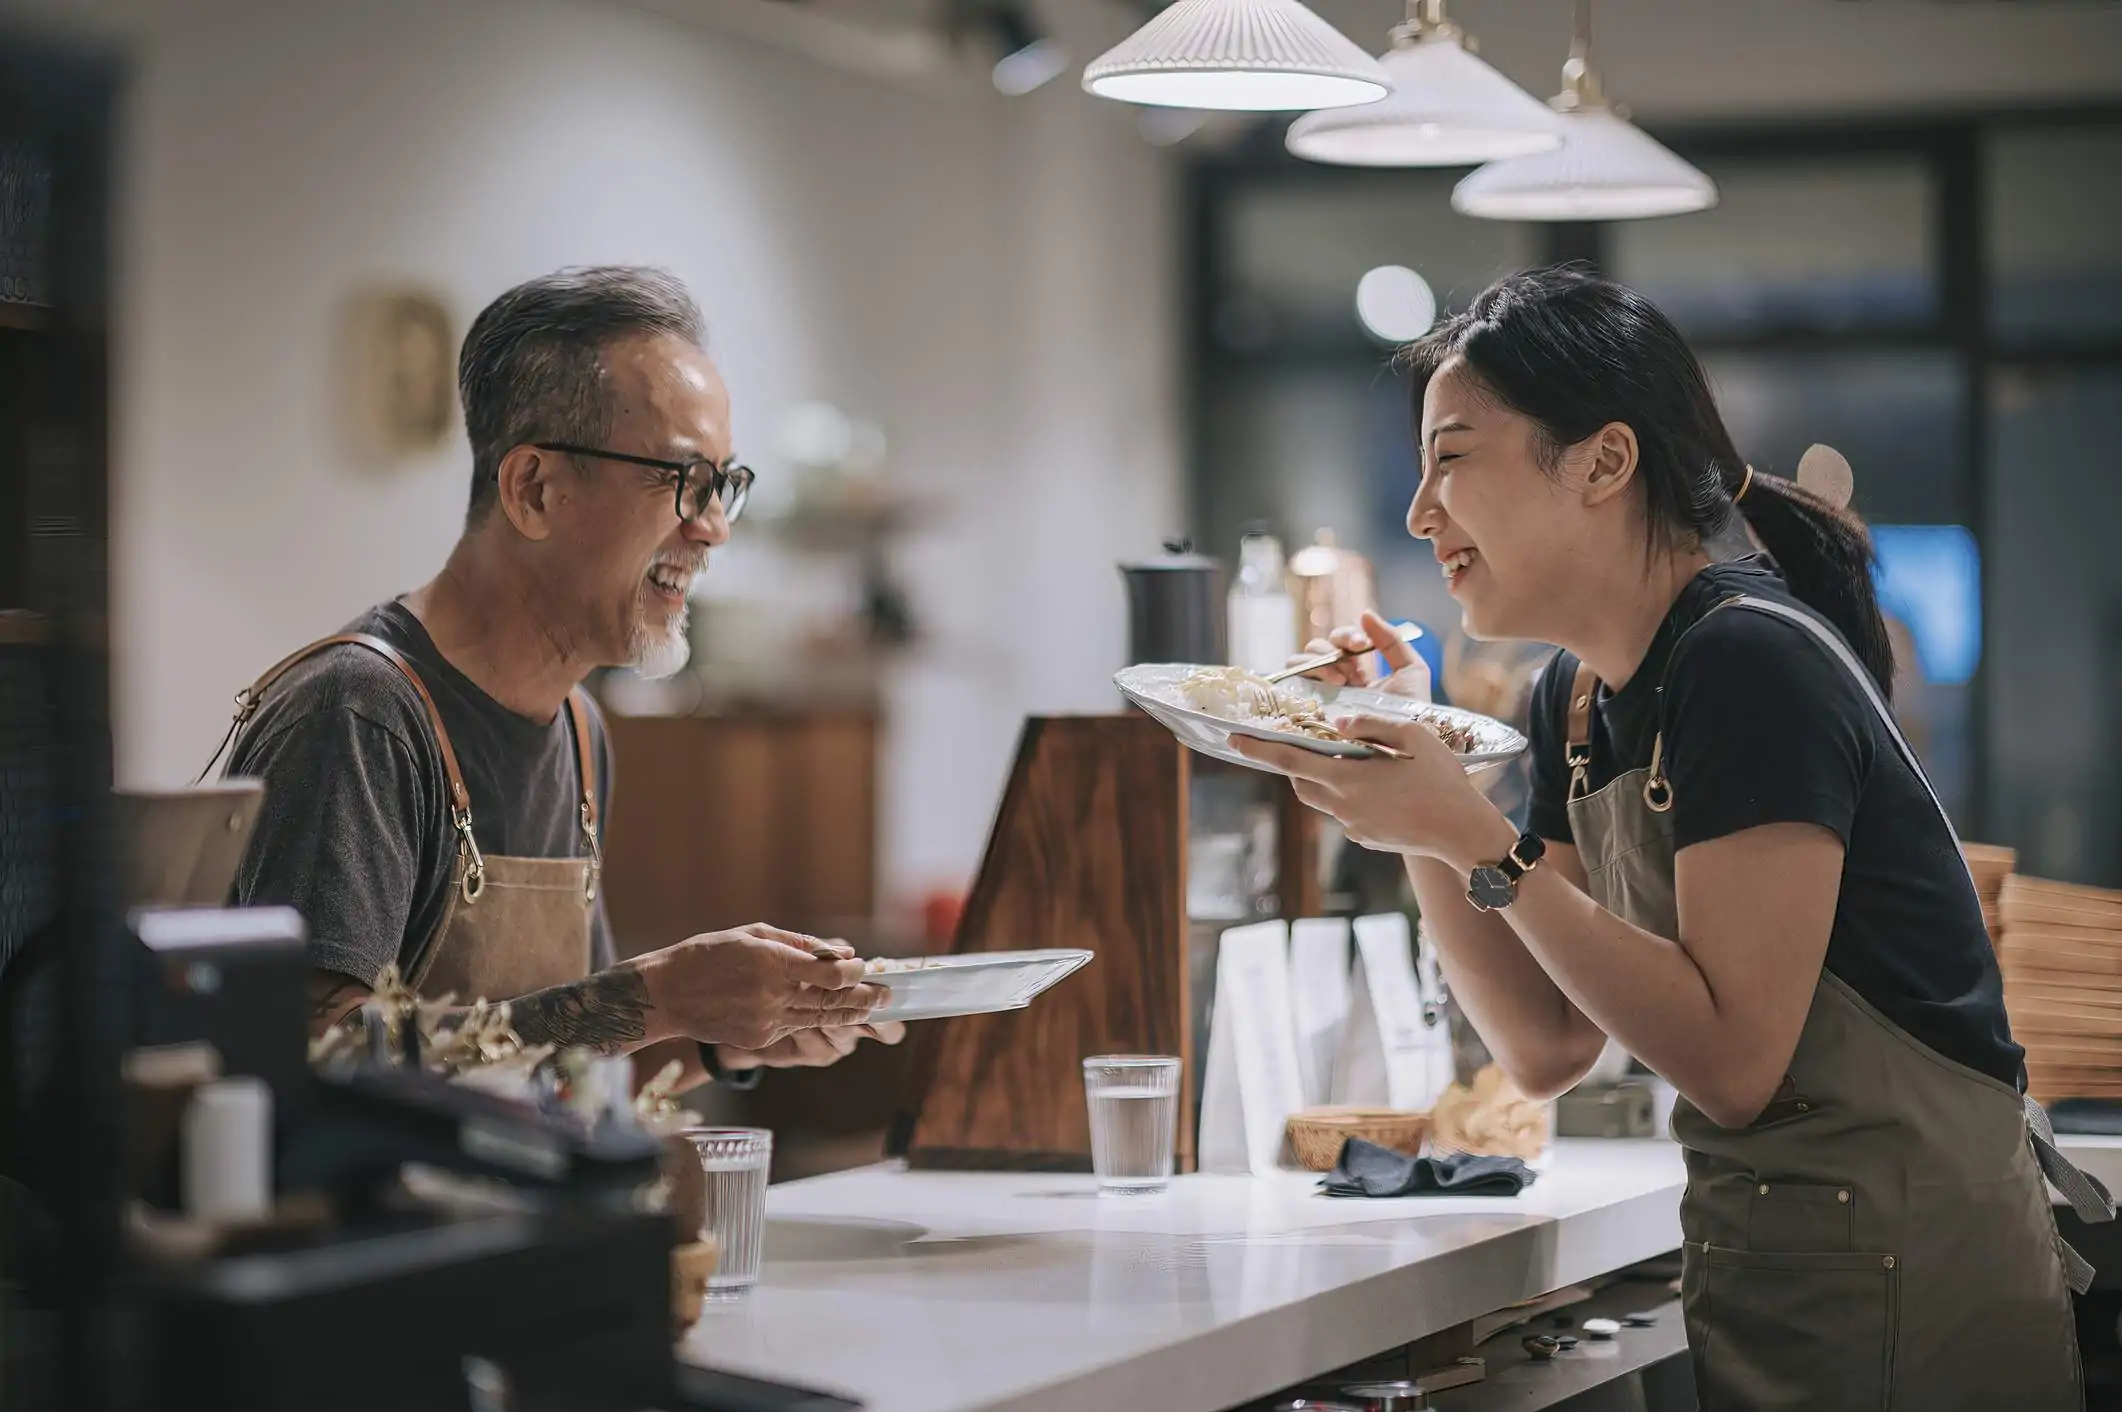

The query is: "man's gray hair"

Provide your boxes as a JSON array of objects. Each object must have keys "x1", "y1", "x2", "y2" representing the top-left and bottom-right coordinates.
[{"x1": 458, "y1": 266, "x2": 705, "y2": 522}]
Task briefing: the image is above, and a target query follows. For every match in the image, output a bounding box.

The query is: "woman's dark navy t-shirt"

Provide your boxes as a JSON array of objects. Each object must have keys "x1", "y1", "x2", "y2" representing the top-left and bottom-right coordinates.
[{"x1": 1526, "y1": 558, "x2": 2023, "y2": 1087}]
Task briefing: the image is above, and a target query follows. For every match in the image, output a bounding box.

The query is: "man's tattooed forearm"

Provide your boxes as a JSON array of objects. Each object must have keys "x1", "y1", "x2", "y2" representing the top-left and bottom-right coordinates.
[
  {"x1": 507, "y1": 967, "x2": 654, "y2": 1054},
  {"x1": 308, "y1": 973, "x2": 373, "y2": 1036}
]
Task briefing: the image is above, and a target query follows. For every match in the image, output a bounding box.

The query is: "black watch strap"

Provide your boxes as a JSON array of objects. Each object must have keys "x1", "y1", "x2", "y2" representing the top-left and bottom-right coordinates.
[
  {"x1": 699, "y1": 1040, "x2": 763, "y2": 1091},
  {"x1": 1497, "y1": 830, "x2": 1546, "y2": 882}
]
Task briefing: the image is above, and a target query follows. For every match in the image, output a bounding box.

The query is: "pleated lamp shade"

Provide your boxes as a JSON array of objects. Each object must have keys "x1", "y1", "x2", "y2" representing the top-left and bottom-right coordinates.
[
  {"x1": 1082, "y1": 0, "x2": 1390, "y2": 113},
  {"x1": 1451, "y1": 104, "x2": 1716, "y2": 220},
  {"x1": 1286, "y1": 23, "x2": 1561, "y2": 167}
]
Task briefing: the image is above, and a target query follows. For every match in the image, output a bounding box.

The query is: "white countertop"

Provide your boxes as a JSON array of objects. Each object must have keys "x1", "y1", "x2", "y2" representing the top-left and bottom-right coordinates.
[
  {"x1": 680, "y1": 1134, "x2": 2122, "y2": 1412},
  {"x1": 680, "y1": 1140, "x2": 1688, "y2": 1412},
  {"x1": 2058, "y1": 1134, "x2": 2122, "y2": 1201}
]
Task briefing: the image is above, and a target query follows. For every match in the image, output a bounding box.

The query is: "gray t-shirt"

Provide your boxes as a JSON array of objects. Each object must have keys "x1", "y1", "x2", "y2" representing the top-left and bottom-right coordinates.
[{"x1": 225, "y1": 601, "x2": 615, "y2": 991}]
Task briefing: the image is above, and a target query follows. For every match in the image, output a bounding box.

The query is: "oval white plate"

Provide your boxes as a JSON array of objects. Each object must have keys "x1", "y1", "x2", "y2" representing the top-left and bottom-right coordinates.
[{"x1": 1113, "y1": 663, "x2": 1527, "y2": 776}]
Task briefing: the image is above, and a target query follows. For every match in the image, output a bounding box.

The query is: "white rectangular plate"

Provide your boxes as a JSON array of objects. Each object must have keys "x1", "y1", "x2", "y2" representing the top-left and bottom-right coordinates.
[{"x1": 863, "y1": 948, "x2": 1095, "y2": 1023}]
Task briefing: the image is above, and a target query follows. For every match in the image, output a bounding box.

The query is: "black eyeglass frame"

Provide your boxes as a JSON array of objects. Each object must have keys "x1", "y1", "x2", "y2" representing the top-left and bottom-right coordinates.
[{"x1": 533, "y1": 441, "x2": 755, "y2": 524}]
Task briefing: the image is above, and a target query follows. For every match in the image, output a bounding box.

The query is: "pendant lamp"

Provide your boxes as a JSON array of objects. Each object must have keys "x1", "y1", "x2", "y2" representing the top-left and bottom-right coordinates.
[
  {"x1": 1082, "y1": 0, "x2": 1390, "y2": 113},
  {"x1": 1451, "y1": 0, "x2": 1715, "y2": 221},
  {"x1": 1286, "y1": 0, "x2": 1561, "y2": 168}
]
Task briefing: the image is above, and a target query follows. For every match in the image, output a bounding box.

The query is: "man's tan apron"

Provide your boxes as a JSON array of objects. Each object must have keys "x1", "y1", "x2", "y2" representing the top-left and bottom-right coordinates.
[
  {"x1": 1561, "y1": 594, "x2": 2108, "y2": 1411},
  {"x1": 208, "y1": 632, "x2": 602, "y2": 1002}
]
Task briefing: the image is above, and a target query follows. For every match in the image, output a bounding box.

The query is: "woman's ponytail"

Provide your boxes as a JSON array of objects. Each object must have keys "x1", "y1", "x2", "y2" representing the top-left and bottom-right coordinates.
[{"x1": 1734, "y1": 468, "x2": 1895, "y2": 699}]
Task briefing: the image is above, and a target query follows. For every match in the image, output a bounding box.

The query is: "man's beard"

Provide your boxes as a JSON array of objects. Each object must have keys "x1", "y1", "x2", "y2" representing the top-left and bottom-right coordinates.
[{"x1": 627, "y1": 600, "x2": 693, "y2": 681}]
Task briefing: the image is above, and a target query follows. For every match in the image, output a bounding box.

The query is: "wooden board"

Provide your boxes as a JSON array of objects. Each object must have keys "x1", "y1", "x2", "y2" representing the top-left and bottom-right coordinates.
[
  {"x1": 2002, "y1": 944, "x2": 2122, "y2": 981},
  {"x1": 1963, "y1": 843, "x2": 2017, "y2": 870},
  {"x1": 2003, "y1": 902, "x2": 2122, "y2": 934},
  {"x1": 901, "y1": 715, "x2": 1190, "y2": 1172},
  {"x1": 2002, "y1": 874, "x2": 2122, "y2": 927},
  {"x1": 2019, "y1": 1043, "x2": 2122, "y2": 1070},
  {"x1": 2006, "y1": 973, "x2": 2122, "y2": 1004},
  {"x1": 2024, "y1": 1064, "x2": 2122, "y2": 1101}
]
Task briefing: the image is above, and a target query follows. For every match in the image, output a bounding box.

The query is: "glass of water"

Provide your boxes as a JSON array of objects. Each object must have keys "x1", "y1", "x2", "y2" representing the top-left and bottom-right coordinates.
[
  {"x1": 1082, "y1": 1055, "x2": 1180, "y2": 1194},
  {"x1": 682, "y1": 1126, "x2": 773, "y2": 1299}
]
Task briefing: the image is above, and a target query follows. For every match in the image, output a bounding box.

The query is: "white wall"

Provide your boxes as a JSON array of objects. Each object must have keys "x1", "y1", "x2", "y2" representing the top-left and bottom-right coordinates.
[{"x1": 110, "y1": 0, "x2": 1181, "y2": 904}]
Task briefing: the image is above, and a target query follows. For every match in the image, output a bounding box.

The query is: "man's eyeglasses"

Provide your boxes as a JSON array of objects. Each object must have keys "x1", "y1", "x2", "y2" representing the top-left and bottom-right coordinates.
[{"x1": 534, "y1": 442, "x2": 755, "y2": 524}]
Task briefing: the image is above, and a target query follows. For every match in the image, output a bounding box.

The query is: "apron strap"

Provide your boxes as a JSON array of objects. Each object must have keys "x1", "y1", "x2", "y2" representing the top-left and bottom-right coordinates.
[
  {"x1": 563, "y1": 688, "x2": 602, "y2": 903},
  {"x1": 1722, "y1": 595, "x2": 2118, "y2": 1253},
  {"x1": 2026, "y1": 1091, "x2": 2117, "y2": 1272},
  {"x1": 196, "y1": 631, "x2": 488, "y2": 902},
  {"x1": 1564, "y1": 661, "x2": 1599, "y2": 802}
]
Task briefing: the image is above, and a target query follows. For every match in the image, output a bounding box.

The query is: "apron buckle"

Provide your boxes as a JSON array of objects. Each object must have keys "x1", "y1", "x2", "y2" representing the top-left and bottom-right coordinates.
[
  {"x1": 1642, "y1": 732, "x2": 1675, "y2": 813},
  {"x1": 580, "y1": 802, "x2": 602, "y2": 905},
  {"x1": 454, "y1": 805, "x2": 487, "y2": 904},
  {"x1": 1566, "y1": 744, "x2": 1592, "y2": 803}
]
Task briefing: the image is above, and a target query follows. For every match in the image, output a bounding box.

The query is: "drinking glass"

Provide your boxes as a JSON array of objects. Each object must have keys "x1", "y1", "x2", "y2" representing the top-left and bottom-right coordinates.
[
  {"x1": 1082, "y1": 1056, "x2": 1180, "y2": 1194},
  {"x1": 683, "y1": 1126, "x2": 773, "y2": 1299}
]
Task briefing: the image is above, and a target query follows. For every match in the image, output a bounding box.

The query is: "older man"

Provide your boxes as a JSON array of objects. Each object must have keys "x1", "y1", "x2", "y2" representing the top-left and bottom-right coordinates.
[{"x1": 222, "y1": 266, "x2": 896, "y2": 1089}]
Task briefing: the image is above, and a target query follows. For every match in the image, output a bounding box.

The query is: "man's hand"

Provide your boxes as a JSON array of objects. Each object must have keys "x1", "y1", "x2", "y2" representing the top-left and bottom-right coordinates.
[
  {"x1": 640, "y1": 924, "x2": 886, "y2": 1051},
  {"x1": 715, "y1": 1021, "x2": 907, "y2": 1072},
  {"x1": 306, "y1": 924, "x2": 886, "y2": 1058}
]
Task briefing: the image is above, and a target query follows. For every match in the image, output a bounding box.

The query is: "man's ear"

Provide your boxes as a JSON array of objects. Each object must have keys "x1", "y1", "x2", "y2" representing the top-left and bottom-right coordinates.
[
  {"x1": 495, "y1": 445, "x2": 557, "y2": 541},
  {"x1": 1580, "y1": 421, "x2": 1639, "y2": 509}
]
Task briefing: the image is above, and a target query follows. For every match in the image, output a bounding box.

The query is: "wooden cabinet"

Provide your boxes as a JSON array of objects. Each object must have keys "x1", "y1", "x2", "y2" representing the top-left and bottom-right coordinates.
[{"x1": 596, "y1": 709, "x2": 878, "y2": 958}]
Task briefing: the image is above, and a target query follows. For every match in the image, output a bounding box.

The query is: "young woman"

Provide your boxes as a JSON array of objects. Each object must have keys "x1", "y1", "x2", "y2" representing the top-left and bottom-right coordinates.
[{"x1": 1238, "y1": 266, "x2": 2105, "y2": 1410}]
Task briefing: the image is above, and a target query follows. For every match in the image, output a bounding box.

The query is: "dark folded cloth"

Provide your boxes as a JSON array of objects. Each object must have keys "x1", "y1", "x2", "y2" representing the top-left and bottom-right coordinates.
[
  {"x1": 1319, "y1": 1138, "x2": 1537, "y2": 1198},
  {"x1": 2047, "y1": 1100, "x2": 2122, "y2": 1138}
]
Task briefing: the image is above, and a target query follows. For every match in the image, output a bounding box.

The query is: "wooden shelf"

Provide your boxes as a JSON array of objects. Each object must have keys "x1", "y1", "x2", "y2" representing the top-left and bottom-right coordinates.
[{"x1": 0, "y1": 301, "x2": 49, "y2": 332}]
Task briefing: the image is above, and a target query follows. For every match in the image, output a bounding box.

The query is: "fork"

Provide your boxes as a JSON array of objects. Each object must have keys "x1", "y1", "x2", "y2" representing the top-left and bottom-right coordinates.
[{"x1": 1262, "y1": 621, "x2": 1424, "y2": 686}]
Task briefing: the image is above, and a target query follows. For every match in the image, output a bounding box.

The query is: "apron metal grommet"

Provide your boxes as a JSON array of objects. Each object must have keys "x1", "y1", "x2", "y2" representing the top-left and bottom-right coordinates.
[
  {"x1": 1882, "y1": 1256, "x2": 1896, "y2": 1270},
  {"x1": 1758, "y1": 1184, "x2": 1770, "y2": 1196},
  {"x1": 1837, "y1": 1190, "x2": 1850, "y2": 1203}
]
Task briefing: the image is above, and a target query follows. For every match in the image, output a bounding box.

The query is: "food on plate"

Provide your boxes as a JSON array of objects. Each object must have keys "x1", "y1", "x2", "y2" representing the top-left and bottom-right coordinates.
[
  {"x1": 1176, "y1": 666, "x2": 1480, "y2": 753},
  {"x1": 1180, "y1": 665, "x2": 1338, "y2": 739},
  {"x1": 861, "y1": 956, "x2": 926, "y2": 974}
]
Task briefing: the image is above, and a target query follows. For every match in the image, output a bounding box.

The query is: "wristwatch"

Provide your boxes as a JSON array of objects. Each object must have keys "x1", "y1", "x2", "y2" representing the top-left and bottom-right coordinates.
[
  {"x1": 699, "y1": 1040, "x2": 763, "y2": 1091},
  {"x1": 1466, "y1": 832, "x2": 1546, "y2": 912}
]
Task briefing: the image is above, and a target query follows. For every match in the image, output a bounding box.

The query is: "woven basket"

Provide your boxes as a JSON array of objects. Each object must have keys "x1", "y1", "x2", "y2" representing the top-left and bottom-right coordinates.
[{"x1": 1286, "y1": 1106, "x2": 1429, "y2": 1172}]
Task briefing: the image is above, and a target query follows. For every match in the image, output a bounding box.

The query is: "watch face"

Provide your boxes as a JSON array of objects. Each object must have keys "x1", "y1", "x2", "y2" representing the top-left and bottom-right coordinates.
[{"x1": 1468, "y1": 866, "x2": 1515, "y2": 910}]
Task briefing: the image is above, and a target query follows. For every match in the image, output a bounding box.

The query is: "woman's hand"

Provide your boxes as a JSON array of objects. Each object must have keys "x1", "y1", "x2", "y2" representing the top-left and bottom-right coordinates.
[
  {"x1": 1292, "y1": 609, "x2": 1432, "y2": 701},
  {"x1": 1234, "y1": 711, "x2": 1508, "y2": 861}
]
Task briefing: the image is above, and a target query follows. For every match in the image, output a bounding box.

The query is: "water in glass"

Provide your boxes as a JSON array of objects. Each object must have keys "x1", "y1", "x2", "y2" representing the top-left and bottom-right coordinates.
[{"x1": 1083, "y1": 1056, "x2": 1179, "y2": 1194}]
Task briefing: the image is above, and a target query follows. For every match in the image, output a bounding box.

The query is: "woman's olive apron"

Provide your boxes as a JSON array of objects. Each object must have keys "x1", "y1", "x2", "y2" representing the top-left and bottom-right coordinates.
[
  {"x1": 1561, "y1": 594, "x2": 2109, "y2": 1411},
  {"x1": 210, "y1": 632, "x2": 601, "y2": 1002}
]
